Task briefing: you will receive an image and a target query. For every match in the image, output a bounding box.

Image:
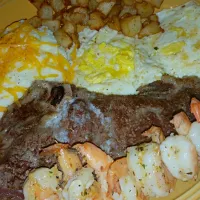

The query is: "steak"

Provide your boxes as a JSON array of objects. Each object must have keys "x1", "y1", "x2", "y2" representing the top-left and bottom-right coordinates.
[{"x1": 1, "y1": 75, "x2": 200, "y2": 199}]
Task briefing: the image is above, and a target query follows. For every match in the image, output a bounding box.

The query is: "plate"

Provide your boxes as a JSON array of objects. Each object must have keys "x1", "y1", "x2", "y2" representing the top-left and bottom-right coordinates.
[{"x1": 0, "y1": 0, "x2": 200, "y2": 199}]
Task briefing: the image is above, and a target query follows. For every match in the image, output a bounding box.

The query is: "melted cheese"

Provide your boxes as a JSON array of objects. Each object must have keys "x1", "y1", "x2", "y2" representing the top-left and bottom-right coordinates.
[{"x1": 0, "y1": 21, "x2": 77, "y2": 115}]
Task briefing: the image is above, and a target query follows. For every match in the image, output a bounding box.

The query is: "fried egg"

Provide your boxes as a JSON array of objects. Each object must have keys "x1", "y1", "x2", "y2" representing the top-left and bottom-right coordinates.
[
  {"x1": 137, "y1": 1, "x2": 200, "y2": 78},
  {"x1": 0, "y1": 21, "x2": 77, "y2": 118},
  {"x1": 70, "y1": 1, "x2": 200, "y2": 95},
  {"x1": 70, "y1": 27, "x2": 163, "y2": 95}
]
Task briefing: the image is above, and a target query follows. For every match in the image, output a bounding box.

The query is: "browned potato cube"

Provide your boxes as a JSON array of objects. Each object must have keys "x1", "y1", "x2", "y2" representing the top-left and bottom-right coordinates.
[
  {"x1": 38, "y1": 3, "x2": 53, "y2": 20},
  {"x1": 141, "y1": 17, "x2": 150, "y2": 26},
  {"x1": 119, "y1": 5, "x2": 137, "y2": 18},
  {"x1": 145, "y1": 0, "x2": 164, "y2": 8},
  {"x1": 28, "y1": 16, "x2": 42, "y2": 28},
  {"x1": 136, "y1": 2, "x2": 154, "y2": 18},
  {"x1": 63, "y1": 21, "x2": 76, "y2": 35},
  {"x1": 63, "y1": 12, "x2": 82, "y2": 25},
  {"x1": 42, "y1": 19, "x2": 60, "y2": 32},
  {"x1": 138, "y1": 21, "x2": 163, "y2": 38},
  {"x1": 70, "y1": 0, "x2": 89, "y2": 7},
  {"x1": 88, "y1": 11, "x2": 104, "y2": 30},
  {"x1": 63, "y1": 7, "x2": 89, "y2": 25},
  {"x1": 108, "y1": 4, "x2": 122, "y2": 18},
  {"x1": 71, "y1": 33, "x2": 80, "y2": 48},
  {"x1": 149, "y1": 14, "x2": 158, "y2": 22},
  {"x1": 29, "y1": 0, "x2": 45, "y2": 9},
  {"x1": 120, "y1": 15, "x2": 142, "y2": 37},
  {"x1": 77, "y1": 24, "x2": 87, "y2": 32},
  {"x1": 107, "y1": 16, "x2": 121, "y2": 31},
  {"x1": 122, "y1": 0, "x2": 135, "y2": 6},
  {"x1": 54, "y1": 29, "x2": 73, "y2": 48},
  {"x1": 97, "y1": 1, "x2": 116, "y2": 16},
  {"x1": 49, "y1": 0, "x2": 65, "y2": 12},
  {"x1": 88, "y1": 0, "x2": 98, "y2": 11}
]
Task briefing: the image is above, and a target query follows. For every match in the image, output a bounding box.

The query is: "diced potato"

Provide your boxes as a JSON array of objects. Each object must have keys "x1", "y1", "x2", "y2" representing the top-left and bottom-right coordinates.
[
  {"x1": 145, "y1": 0, "x2": 164, "y2": 8},
  {"x1": 108, "y1": 4, "x2": 122, "y2": 18},
  {"x1": 97, "y1": 1, "x2": 116, "y2": 16},
  {"x1": 54, "y1": 14, "x2": 62, "y2": 20},
  {"x1": 73, "y1": 7, "x2": 88, "y2": 14},
  {"x1": 49, "y1": 0, "x2": 65, "y2": 12},
  {"x1": 38, "y1": 3, "x2": 53, "y2": 20},
  {"x1": 54, "y1": 29, "x2": 73, "y2": 48},
  {"x1": 29, "y1": 0, "x2": 45, "y2": 9},
  {"x1": 42, "y1": 19, "x2": 60, "y2": 32},
  {"x1": 141, "y1": 17, "x2": 150, "y2": 26},
  {"x1": 63, "y1": 7, "x2": 89, "y2": 25},
  {"x1": 119, "y1": 5, "x2": 137, "y2": 18},
  {"x1": 107, "y1": 16, "x2": 121, "y2": 31},
  {"x1": 149, "y1": 14, "x2": 158, "y2": 22},
  {"x1": 138, "y1": 21, "x2": 163, "y2": 38},
  {"x1": 63, "y1": 12, "x2": 84, "y2": 25},
  {"x1": 88, "y1": 11, "x2": 104, "y2": 30},
  {"x1": 77, "y1": 24, "x2": 87, "y2": 32},
  {"x1": 70, "y1": 0, "x2": 89, "y2": 7},
  {"x1": 120, "y1": 15, "x2": 142, "y2": 37},
  {"x1": 71, "y1": 33, "x2": 80, "y2": 48},
  {"x1": 73, "y1": 7, "x2": 89, "y2": 24},
  {"x1": 122, "y1": 0, "x2": 135, "y2": 6},
  {"x1": 88, "y1": 0, "x2": 98, "y2": 11},
  {"x1": 28, "y1": 16, "x2": 42, "y2": 28},
  {"x1": 70, "y1": 13, "x2": 85, "y2": 24},
  {"x1": 63, "y1": 20, "x2": 76, "y2": 35},
  {"x1": 136, "y1": 2, "x2": 154, "y2": 18}
]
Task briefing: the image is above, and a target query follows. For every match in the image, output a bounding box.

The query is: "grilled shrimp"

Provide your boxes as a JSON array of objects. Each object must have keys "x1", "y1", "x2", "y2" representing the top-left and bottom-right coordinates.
[
  {"x1": 41, "y1": 143, "x2": 82, "y2": 181},
  {"x1": 62, "y1": 167, "x2": 101, "y2": 200},
  {"x1": 23, "y1": 166, "x2": 62, "y2": 200},
  {"x1": 127, "y1": 141, "x2": 174, "y2": 197},
  {"x1": 191, "y1": 97, "x2": 200, "y2": 122},
  {"x1": 171, "y1": 98, "x2": 200, "y2": 157},
  {"x1": 74, "y1": 142, "x2": 113, "y2": 199},
  {"x1": 107, "y1": 158, "x2": 145, "y2": 200},
  {"x1": 160, "y1": 135, "x2": 198, "y2": 181}
]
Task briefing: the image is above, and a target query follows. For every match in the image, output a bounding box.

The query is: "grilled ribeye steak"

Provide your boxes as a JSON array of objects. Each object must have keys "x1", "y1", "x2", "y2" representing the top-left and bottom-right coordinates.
[{"x1": 0, "y1": 75, "x2": 200, "y2": 198}]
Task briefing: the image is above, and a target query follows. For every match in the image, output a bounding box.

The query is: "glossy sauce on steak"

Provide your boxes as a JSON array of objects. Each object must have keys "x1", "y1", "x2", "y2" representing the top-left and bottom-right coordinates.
[{"x1": 0, "y1": 75, "x2": 200, "y2": 199}]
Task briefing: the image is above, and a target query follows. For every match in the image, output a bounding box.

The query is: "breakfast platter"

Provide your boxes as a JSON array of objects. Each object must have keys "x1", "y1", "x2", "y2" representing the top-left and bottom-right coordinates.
[{"x1": 1, "y1": 0, "x2": 200, "y2": 200}]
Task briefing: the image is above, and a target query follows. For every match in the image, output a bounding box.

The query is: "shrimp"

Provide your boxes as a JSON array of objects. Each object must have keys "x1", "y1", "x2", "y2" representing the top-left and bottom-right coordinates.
[
  {"x1": 23, "y1": 166, "x2": 62, "y2": 200},
  {"x1": 62, "y1": 167, "x2": 101, "y2": 200},
  {"x1": 191, "y1": 97, "x2": 200, "y2": 122},
  {"x1": 160, "y1": 135, "x2": 198, "y2": 181},
  {"x1": 107, "y1": 158, "x2": 145, "y2": 200},
  {"x1": 170, "y1": 112, "x2": 191, "y2": 136},
  {"x1": 74, "y1": 142, "x2": 113, "y2": 199},
  {"x1": 41, "y1": 143, "x2": 82, "y2": 181},
  {"x1": 142, "y1": 126, "x2": 165, "y2": 144},
  {"x1": 170, "y1": 98, "x2": 200, "y2": 157},
  {"x1": 127, "y1": 141, "x2": 174, "y2": 197}
]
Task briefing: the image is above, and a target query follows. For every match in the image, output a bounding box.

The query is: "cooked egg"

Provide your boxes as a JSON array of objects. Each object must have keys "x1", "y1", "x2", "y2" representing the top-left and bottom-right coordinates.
[
  {"x1": 138, "y1": 1, "x2": 200, "y2": 78},
  {"x1": 70, "y1": 27, "x2": 163, "y2": 95},
  {"x1": 0, "y1": 20, "x2": 77, "y2": 118}
]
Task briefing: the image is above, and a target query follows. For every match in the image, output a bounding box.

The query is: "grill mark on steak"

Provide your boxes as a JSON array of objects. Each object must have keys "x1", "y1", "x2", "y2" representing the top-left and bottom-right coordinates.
[{"x1": 1, "y1": 75, "x2": 200, "y2": 197}]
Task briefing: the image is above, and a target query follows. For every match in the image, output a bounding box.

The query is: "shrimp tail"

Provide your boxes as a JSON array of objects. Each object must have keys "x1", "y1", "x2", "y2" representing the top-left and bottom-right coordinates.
[
  {"x1": 142, "y1": 126, "x2": 165, "y2": 144},
  {"x1": 170, "y1": 112, "x2": 191, "y2": 135},
  {"x1": 191, "y1": 97, "x2": 200, "y2": 123},
  {"x1": 40, "y1": 143, "x2": 69, "y2": 156}
]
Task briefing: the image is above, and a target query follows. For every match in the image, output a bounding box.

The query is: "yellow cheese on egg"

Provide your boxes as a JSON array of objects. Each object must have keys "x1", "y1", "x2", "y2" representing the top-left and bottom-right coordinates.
[
  {"x1": 78, "y1": 42, "x2": 135, "y2": 84},
  {"x1": 160, "y1": 41, "x2": 185, "y2": 56},
  {"x1": 0, "y1": 21, "x2": 77, "y2": 111}
]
